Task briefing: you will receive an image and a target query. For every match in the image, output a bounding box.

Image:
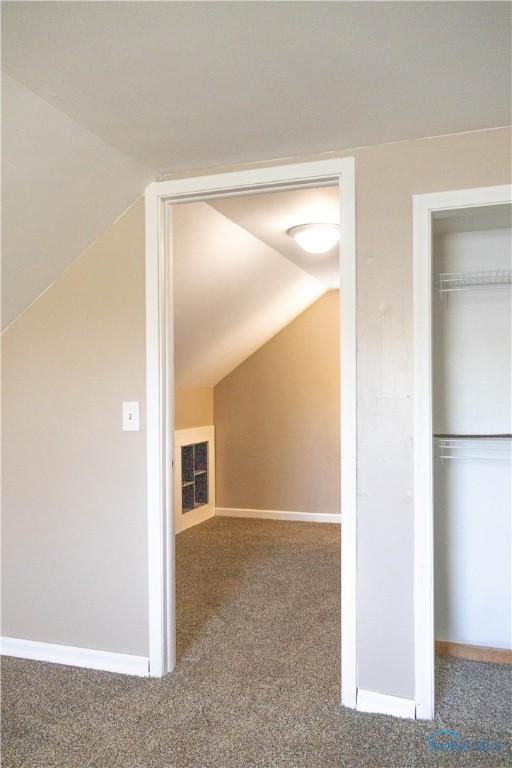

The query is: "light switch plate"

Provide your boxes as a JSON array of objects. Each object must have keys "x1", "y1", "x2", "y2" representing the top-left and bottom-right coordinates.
[{"x1": 122, "y1": 401, "x2": 140, "y2": 431}]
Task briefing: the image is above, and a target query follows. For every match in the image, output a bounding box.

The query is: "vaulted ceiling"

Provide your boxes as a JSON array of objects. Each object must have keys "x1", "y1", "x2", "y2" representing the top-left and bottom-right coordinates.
[
  {"x1": 210, "y1": 187, "x2": 340, "y2": 289},
  {"x1": 1, "y1": 75, "x2": 155, "y2": 327},
  {"x1": 173, "y1": 200, "x2": 328, "y2": 387},
  {"x1": 2, "y1": 1, "x2": 510, "y2": 328}
]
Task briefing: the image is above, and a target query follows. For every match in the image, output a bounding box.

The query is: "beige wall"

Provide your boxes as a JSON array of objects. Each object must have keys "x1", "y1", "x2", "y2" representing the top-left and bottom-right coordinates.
[
  {"x1": 352, "y1": 127, "x2": 511, "y2": 698},
  {"x1": 1, "y1": 198, "x2": 148, "y2": 655},
  {"x1": 2, "y1": 128, "x2": 510, "y2": 698},
  {"x1": 175, "y1": 387, "x2": 213, "y2": 430},
  {"x1": 214, "y1": 291, "x2": 340, "y2": 514}
]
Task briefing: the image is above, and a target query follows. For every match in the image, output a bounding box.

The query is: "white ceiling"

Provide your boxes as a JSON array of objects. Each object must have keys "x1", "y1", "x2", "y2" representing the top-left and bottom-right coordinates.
[
  {"x1": 3, "y1": 2, "x2": 510, "y2": 172},
  {"x1": 2, "y1": 2, "x2": 510, "y2": 327},
  {"x1": 210, "y1": 187, "x2": 340, "y2": 288},
  {"x1": 173, "y1": 201, "x2": 326, "y2": 387}
]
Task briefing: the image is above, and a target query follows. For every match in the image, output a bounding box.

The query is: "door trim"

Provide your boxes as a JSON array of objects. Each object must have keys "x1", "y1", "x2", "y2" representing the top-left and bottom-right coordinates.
[
  {"x1": 145, "y1": 157, "x2": 358, "y2": 708},
  {"x1": 412, "y1": 183, "x2": 512, "y2": 720}
]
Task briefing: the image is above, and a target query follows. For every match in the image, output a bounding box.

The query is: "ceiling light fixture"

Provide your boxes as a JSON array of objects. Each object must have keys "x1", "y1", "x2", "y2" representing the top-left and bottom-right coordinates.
[{"x1": 287, "y1": 223, "x2": 340, "y2": 254}]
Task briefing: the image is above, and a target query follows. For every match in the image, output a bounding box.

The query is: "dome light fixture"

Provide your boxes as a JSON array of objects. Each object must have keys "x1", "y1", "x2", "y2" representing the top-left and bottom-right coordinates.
[{"x1": 287, "y1": 223, "x2": 340, "y2": 254}]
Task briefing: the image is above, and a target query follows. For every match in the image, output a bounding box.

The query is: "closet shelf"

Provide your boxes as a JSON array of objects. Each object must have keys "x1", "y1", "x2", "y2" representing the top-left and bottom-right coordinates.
[
  {"x1": 438, "y1": 269, "x2": 512, "y2": 293},
  {"x1": 434, "y1": 434, "x2": 512, "y2": 440},
  {"x1": 434, "y1": 435, "x2": 511, "y2": 461}
]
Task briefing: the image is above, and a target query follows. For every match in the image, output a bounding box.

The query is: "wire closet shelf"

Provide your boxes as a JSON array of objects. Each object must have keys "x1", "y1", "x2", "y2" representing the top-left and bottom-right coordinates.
[
  {"x1": 438, "y1": 269, "x2": 512, "y2": 293},
  {"x1": 434, "y1": 435, "x2": 512, "y2": 461}
]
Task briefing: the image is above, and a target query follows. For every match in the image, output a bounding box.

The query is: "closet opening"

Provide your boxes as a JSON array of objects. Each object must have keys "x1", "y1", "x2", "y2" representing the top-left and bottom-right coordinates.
[
  {"x1": 432, "y1": 202, "x2": 511, "y2": 715},
  {"x1": 413, "y1": 185, "x2": 512, "y2": 720}
]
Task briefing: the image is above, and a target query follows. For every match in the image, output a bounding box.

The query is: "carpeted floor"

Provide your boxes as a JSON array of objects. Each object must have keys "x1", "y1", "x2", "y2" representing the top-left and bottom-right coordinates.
[{"x1": 2, "y1": 517, "x2": 511, "y2": 767}]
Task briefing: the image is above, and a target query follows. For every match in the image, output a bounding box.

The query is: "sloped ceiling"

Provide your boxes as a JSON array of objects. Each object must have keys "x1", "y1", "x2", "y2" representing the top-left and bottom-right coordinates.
[
  {"x1": 2, "y1": 2, "x2": 511, "y2": 328},
  {"x1": 173, "y1": 202, "x2": 327, "y2": 387},
  {"x1": 210, "y1": 187, "x2": 340, "y2": 289},
  {"x1": 1, "y1": 76, "x2": 155, "y2": 328}
]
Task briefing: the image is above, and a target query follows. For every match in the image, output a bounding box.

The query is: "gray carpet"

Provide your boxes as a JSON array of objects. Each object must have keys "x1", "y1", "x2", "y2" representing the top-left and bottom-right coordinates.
[{"x1": 2, "y1": 517, "x2": 511, "y2": 767}]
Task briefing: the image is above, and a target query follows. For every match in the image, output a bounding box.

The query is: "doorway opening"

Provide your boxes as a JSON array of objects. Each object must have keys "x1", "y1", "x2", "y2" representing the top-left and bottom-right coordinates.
[
  {"x1": 171, "y1": 186, "x2": 342, "y2": 678},
  {"x1": 413, "y1": 184, "x2": 512, "y2": 720},
  {"x1": 144, "y1": 158, "x2": 357, "y2": 708}
]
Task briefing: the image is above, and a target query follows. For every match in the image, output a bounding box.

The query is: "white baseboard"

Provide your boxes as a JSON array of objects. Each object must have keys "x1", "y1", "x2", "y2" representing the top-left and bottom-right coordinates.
[
  {"x1": 356, "y1": 688, "x2": 416, "y2": 719},
  {"x1": 0, "y1": 637, "x2": 149, "y2": 677},
  {"x1": 215, "y1": 507, "x2": 341, "y2": 524}
]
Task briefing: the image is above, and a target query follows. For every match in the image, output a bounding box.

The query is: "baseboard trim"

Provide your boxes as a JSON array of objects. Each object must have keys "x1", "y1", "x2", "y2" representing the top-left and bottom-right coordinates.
[
  {"x1": 0, "y1": 637, "x2": 149, "y2": 677},
  {"x1": 356, "y1": 688, "x2": 416, "y2": 719},
  {"x1": 436, "y1": 640, "x2": 512, "y2": 665},
  {"x1": 215, "y1": 507, "x2": 341, "y2": 524}
]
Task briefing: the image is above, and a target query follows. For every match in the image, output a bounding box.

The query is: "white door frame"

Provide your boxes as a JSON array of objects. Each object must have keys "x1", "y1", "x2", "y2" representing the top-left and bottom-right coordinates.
[
  {"x1": 413, "y1": 183, "x2": 512, "y2": 720},
  {"x1": 144, "y1": 157, "x2": 358, "y2": 707}
]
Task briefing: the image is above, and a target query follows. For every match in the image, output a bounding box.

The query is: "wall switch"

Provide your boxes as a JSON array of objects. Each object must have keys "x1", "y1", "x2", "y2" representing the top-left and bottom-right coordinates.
[{"x1": 122, "y1": 401, "x2": 140, "y2": 431}]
